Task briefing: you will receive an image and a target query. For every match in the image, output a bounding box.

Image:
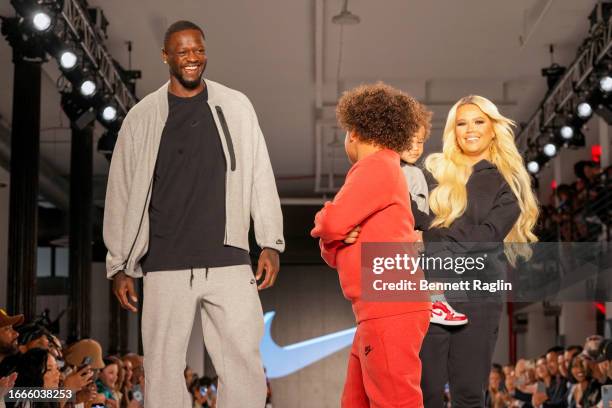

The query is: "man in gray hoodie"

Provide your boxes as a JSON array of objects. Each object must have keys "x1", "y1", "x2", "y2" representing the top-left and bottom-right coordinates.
[{"x1": 103, "y1": 20, "x2": 284, "y2": 408}]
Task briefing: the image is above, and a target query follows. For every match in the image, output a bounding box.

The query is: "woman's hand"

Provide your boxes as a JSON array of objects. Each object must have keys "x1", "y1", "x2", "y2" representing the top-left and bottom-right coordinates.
[
  {"x1": 0, "y1": 372, "x2": 17, "y2": 399},
  {"x1": 105, "y1": 398, "x2": 118, "y2": 408},
  {"x1": 75, "y1": 383, "x2": 98, "y2": 404},
  {"x1": 344, "y1": 226, "x2": 361, "y2": 244},
  {"x1": 63, "y1": 365, "x2": 93, "y2": 392}
]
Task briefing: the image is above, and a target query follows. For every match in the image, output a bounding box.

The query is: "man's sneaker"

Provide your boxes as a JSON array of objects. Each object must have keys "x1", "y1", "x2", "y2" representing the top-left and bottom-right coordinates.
[{"x1": 430, "y1": 301, "x2": 468, "y2": 326}]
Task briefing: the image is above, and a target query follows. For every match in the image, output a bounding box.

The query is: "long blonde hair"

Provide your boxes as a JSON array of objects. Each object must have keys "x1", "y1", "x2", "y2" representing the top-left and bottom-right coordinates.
[{"x1": 424, "y1": 95, "x2": 539, "y2": 265}]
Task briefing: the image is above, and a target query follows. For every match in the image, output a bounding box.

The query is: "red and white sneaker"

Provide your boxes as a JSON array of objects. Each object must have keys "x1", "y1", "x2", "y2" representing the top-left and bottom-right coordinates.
[{"x1": 430, "y1": 301, "x2": 468, "y2": 326}]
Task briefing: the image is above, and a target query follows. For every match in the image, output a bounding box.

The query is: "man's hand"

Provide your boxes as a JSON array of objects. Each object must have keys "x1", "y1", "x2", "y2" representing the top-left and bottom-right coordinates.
[
  {"x1": 113, "y1": 271, "x2": 138, "y2": 312},
  {"x1": 0, "y1": 372, "x2": 17, "y2": 398},
  {"x1": 63, "y1": 365, "x2": 93, "y2": 392},
  {"x1": 256, "y1": 248, "x2": 280, "y2": 290},
  {"x1": 344, "y1": 226, "x2": 361, "y2": 244},
  {"x1": 532, "y1": 391, "x2": 548, "y2": 406}
]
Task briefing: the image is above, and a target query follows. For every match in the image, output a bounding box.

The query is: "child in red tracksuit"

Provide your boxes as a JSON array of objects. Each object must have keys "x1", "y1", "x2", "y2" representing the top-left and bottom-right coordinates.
[{"x1": 311, "y1": 83, "x2": 431, "y2": 408}]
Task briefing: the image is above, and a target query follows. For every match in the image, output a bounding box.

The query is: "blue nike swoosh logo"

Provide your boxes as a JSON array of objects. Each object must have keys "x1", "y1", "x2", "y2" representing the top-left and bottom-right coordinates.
[{"x1": 260, "y1": 311, "x2": 356, "y2": 379}]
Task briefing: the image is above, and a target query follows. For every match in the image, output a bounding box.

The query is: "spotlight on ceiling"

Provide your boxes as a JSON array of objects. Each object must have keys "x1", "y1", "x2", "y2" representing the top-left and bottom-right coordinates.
[
  {"x1": 101, "y1": 105, "x2": 117, "y2": 122},
  {"x1": 59, "y1": 50, "x2": 78, "y2": 70},
  {"x1": 32, "y1": 11, "x2": 52, "y2": 32},
  {"x1": 576, "y1": 101, "x2": 593, "y2": 119},
  {"x1": 599, "y1": 75, "x2": 612, "y2": 93},
  {"x1": 79, "y1": 79, "x2": 97, "y2": 97},
  {"x1": 543, "y1": 143, "x2": 557, "y2": 157},
  {"x1": 559, "y1": 125, "x2": 574, "y2": 140},
  {"x1": 527, "y1": 160, "x2": 540, "y2": 174}
]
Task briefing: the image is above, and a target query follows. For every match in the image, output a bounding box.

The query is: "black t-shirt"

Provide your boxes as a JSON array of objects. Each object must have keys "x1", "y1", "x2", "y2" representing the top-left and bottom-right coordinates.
[{"x1": 141, "y1": 86, "x2": 250, "y2": 272}]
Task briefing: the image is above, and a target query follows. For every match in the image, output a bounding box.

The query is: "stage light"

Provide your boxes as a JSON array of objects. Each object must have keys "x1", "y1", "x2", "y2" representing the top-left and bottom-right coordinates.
[
  {"x1": 527, "y1": 161, "x2": 540, "y2": 174},
  {"x1": 59, "y1": 50, "x2": 77, "y2": 70},
  {"x1": 101, "y1": 105, "x2": 117, "y2": 122},
  {"x1": 32, "y1": 11, "x2": 52, "y2": 32},
  {"x1": 560, "y1": 125, "x2": 574, "y2": 140},
  {"x1": 576, "y1": 102, "x2": 593, "y2": 119},
  {"x1": 599, "y1": 75, "x2": 612, "y2": 93},
  {"x1": 79, "y1": 79, "x2": 97, "y2": 97},
  {"x1": 543, "y1": 143, "x2": 557, "y2": 157}
]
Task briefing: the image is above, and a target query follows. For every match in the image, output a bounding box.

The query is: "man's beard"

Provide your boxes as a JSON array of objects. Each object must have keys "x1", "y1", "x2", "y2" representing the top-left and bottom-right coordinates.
[
  {"x1": 0, "y1": 341, "x2": 18, "y2": 356},
  {"x1": 169, "y1": 62, "x2": 206, "y2": 90}
]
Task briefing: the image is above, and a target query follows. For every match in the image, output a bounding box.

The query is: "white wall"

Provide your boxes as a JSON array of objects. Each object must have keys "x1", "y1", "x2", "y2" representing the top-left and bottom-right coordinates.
[
  {"x1": 559, "y1": 302, "x2": 597, "y2": 347},
  {"x1": 516, "y1": 303, "x2": 558, "y2": 359},
  {"x1": 492, "y1": 302, "x2": 510, "y2": 365}
]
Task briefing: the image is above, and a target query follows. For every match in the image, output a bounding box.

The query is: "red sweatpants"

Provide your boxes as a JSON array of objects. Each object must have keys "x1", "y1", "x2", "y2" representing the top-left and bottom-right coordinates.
[{"x1": 341, "y1": 310, "x2": 430, "y2": 408}]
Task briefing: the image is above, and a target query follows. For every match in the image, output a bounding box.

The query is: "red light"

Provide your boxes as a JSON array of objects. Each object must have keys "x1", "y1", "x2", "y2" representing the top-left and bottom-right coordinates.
[
  {"x1": 595, "y1": 302, "x2": 606, "y2": 314},
  {"x1": 551, "y1": 180, "x2": 557, "y2": 190},
  {"x1": 592, "y1": 145, "x2": 602, "y2": 163}
]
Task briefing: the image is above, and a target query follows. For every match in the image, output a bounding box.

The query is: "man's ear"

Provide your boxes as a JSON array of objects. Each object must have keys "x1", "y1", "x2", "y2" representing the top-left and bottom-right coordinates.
[
  {"x1": 161, "y1": 48, "x2": 168, "y2": 64},
  {"x1": 348, "y1": 130, "x2": 359, "y2": 142}
]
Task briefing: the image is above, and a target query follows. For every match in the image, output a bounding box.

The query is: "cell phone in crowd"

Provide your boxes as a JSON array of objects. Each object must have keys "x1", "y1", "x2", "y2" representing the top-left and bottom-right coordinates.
[
  {"x1": 132, "y1": 384, "x2": 144, "y2": 404},
  {"x1": 536, "y1": 381, "x2": 546, "y2": 394},
  {"x1": 602, "y1": 384, "x2": 612, "y2": 408},
  {"x1": 78, "y1": 356, "x2": 92, "y2": 371}
]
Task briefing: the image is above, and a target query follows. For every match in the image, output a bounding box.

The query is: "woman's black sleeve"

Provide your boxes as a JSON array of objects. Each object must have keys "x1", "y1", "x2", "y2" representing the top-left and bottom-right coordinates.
[
  {"x1": 411, "y1": 197, "x2": 433, "y2": 230},
  {"x1": 423, "y1": 185, "x2": 520, "y2": 252}
]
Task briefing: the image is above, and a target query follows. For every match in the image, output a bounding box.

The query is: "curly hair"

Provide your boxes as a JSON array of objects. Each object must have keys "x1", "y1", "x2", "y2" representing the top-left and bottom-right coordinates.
[
  {"x1": 336, "y1": 82, "x2": 422, "y2": 152},
  {"x1": 416, "y1": 102, "x2": 433, "y2": 141}
]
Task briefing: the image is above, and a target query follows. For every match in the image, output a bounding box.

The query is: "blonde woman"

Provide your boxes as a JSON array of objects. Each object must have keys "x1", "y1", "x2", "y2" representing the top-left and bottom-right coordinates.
[{"x1": 417, "y1": 95, "x2": 539, "y2": 407}]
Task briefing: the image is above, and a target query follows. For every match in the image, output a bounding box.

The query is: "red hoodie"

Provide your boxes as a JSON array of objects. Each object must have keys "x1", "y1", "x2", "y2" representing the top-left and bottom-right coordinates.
[{"x1": 311, "y1": 149, "x2": 431, "y2": 322}]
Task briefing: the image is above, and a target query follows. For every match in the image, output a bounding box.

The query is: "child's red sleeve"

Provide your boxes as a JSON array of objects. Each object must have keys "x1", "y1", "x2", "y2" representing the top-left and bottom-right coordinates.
[{"x1": 311, "y1": 157, "x2": 395, "y2": 242}]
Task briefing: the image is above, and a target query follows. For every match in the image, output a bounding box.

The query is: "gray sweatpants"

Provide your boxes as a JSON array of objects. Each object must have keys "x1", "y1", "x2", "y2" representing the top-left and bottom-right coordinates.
[{"x1": 141, "y1": 265, "x2": 266, "y2": 408}]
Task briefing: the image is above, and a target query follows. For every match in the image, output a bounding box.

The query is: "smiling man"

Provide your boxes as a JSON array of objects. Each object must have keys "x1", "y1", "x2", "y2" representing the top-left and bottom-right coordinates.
[{"x1": 103, "y1": 20, "x2": 284, "y2": 408}]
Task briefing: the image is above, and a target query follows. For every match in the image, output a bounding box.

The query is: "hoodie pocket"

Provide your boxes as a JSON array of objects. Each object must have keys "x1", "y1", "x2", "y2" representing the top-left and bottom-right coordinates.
[{"x1": 215, "y1": 106, "x2": 236, "y2": 171}]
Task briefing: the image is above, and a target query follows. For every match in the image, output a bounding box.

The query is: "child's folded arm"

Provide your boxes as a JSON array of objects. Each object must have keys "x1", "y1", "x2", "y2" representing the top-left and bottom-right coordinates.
[
  {"x1": 318, "y1": 238, "x2": 345, "y2": 268},
  {"x1": 311, "y1": 158, "x2": 395, "y2": 241}
]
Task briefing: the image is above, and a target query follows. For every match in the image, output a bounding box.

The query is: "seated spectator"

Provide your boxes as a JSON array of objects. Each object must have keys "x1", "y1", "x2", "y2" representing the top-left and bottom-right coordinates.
[
  {"x1": 568, "y1": 354, "x2": 601, "y2": 407},
  {"x1": 106, "y1": 356, "x2": 127, "y2": 405},
  {"x1": 532, "y1": 353, "x2": 567, "y2": 407},
  {"x1": 96, "y1": 357, "x2": 119, "y2": 407},
  {"x1": 128, "y1": 361, "x2": 145, "y2": 407},
  {"x1": 595, "y1": 339, "x2": 611, "y2": 383},
  {"x1": 0, "y1": 310, "x2": 23, "y2": 364},
  {"x1": 63, "y1": 339, "x2": 107, "y2": 407},
  {"x1": 189, "y1": 376, "x2": 216, "y2": 408},
  {"x1": 185, "y1": 366, "x2": 195, "y2": 389},
  {"x1": 7, "y1": 347, "x2": 61, "y2": 408},
  {"x1": 16, "y1": 323, "x2": 52, "y2": 353},
  {"x1": 513, "y1": 359, "x2": 536, "y2": 408},
  {"x1": 485, "y1": 364, "x2": 508, "y2": 407}
]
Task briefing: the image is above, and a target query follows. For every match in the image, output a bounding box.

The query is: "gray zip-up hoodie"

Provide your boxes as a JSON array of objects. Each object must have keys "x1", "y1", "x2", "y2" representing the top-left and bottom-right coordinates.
[{"x1": 103, "y1": 78, "x2": 285, "y2": 279}]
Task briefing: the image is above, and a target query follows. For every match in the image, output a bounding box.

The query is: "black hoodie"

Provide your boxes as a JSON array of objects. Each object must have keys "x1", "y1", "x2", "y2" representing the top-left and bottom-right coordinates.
[{"x1": 417, "y1": 159, "x2": 521, "y2": 250}]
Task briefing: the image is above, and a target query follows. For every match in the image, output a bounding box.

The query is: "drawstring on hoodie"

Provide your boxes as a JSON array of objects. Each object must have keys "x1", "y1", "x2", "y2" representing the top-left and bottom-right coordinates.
[{"x1": 205, "y1": 267, "x2": 209, "y2": 279}]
